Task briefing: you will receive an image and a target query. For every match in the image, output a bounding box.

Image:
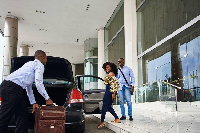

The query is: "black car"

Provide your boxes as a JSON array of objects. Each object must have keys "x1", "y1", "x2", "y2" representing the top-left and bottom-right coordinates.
[{"x1": 0, "y1": 56, "x2": 85, "y2": 133}]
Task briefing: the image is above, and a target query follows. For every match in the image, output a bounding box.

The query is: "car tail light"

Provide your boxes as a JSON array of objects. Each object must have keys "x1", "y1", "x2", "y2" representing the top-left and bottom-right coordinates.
[
  {"x1": 69, "y1": 89, "x2": 83, "y2": 103},
  {"x1": 0, "y1": 97, "x2": 1, "y2": 105}
]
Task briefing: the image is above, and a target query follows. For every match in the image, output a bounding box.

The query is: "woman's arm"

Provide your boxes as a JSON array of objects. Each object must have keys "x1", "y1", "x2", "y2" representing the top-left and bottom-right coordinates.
[
  {"x1": 112, "y1": 93, "x2": 116, "y2": 101},
  {"x1": 109, "y1": 76, "x2": 120, "y2": 93}
]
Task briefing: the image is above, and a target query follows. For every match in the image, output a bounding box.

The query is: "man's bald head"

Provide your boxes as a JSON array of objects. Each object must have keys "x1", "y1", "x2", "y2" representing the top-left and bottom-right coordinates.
[
  {"x1": 34, "y1": 50, "x2": 47, "y2": 65},
  {"x1": 34, "y1": 50, "x2": 46, "y2": 59}
]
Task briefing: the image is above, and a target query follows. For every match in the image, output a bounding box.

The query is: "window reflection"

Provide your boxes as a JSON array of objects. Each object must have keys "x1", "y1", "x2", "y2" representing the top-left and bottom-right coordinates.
[
  {"x1": 148, "y1": 52, "x2": 171, "y2": 82},
  {"x1": 180, "y1": 36, "x2": 200, "y2": 101},
  {"x1": 139, "y1": 34, "x2": 200, "y2": 102}
]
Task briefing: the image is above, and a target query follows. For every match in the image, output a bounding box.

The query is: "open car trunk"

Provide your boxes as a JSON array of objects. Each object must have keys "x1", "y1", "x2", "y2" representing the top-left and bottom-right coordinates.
[
  {"x1": 10, "y1": 56, "x2": 75, "y2": 107},
  {"x1": 23, "y1": 84, "x2": 72, "y2": 107}
]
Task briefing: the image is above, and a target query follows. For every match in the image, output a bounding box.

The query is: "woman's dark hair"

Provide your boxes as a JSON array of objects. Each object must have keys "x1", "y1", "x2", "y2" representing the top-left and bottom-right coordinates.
[{"x1": 102, "y1": 62, "x2": 118, "y2": 75}]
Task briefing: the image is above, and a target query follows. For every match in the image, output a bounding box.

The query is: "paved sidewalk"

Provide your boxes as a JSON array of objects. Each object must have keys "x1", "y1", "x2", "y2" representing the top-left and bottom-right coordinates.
[
  {"x1": 90, "y1": 105, "x2": 200, "y2": 133},
  {"x1": 85, "y1": 115, "x2": 114, "y2": 133}
]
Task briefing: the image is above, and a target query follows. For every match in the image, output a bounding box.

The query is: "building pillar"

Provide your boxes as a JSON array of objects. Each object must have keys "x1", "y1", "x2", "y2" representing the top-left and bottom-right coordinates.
[
  {"x1": 124, "y1": 0, "x2": 138, "y2": 103},
  {"x1": 98, "y1": 28, "x2": 105, "y2": 89},
  {"x1": 71, "y1": 63, "x2": 75, "y2": 78},
  {"x1": 19, "y1": 45, "x2": 29, "y2": 56},
  {"x1": 3, "y1": 16, "x2": 18, "y2": 79},
  {"x1": 171, "y1": 43, "x2": 183, "y2": 101}
]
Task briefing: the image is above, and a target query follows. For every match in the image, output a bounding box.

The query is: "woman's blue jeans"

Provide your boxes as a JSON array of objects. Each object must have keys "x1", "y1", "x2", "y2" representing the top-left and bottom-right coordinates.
[
  {"x1": 101, "y1": 85, "x2": 118, "y2": 122},
  {"x1": 118, "y1": 85, "x2": 132, "y2": 117}
]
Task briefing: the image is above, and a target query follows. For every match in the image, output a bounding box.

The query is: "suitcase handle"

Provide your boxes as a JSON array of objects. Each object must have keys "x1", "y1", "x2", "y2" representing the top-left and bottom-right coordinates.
[
  {"x1": 46, "y1": 103, "x2": 57, "y2": 107},
  {"x1": 46, "y1": 104, "x2": 55, "y2": 107}
]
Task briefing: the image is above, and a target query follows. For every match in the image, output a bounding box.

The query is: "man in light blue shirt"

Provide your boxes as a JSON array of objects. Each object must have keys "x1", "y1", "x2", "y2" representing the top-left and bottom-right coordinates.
[
  {"x1": 0, "y1": 50, "x2": 53, "y2": 133},
  {"x1": 117, "y1": 58, "x2": 135, "y2": 121}
]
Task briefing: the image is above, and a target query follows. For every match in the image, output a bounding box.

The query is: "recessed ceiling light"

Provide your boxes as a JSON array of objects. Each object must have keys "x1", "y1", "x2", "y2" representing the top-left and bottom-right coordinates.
[
  {"x1": 87, "y1": 4, "x2": 90, "y2": 6},
  {"x1": 8, "y1": 12, "x2": 11, "y2": 13},
  {"x1": 86, "y1": 9, "x2": 88, "y2": 10},
  {"x1": 36, "y1": 10, "x2": 45, "y2": 13}
]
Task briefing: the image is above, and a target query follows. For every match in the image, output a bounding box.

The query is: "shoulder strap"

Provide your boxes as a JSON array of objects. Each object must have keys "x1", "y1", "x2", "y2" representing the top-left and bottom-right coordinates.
[{"x1": 118, "y1": 68, "x2": 131, "y2": 86}]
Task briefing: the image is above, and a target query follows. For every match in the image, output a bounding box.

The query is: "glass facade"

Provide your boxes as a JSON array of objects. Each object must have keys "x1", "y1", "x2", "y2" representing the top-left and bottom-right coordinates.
[
  {"x1": 84, "y1": 38, "x2": 98, "y2": 76},
  {"x1": 137, "y1": 0, "x2": 200, "y2": 55},
  {"x1": 104, "y1": 1, "x2": 125, "y2": 65},
  {"x1": 180, "y1": 35, "x2": 200, "y2": 101},
  {"x1": 105, "y1": 29, "x2": 125, "y2": 64},
  {"x1": 137, "y1": 0, "x2": 200, "y2": 101}
]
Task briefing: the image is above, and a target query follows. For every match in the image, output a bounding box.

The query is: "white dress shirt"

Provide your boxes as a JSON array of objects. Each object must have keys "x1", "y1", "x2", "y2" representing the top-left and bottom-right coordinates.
[
  {"x1": 117, "y1": 65, "x2": 135, "y2": 90},
  {"x1": 6, "y1": 59, "x2": 50, "y2": 104}
]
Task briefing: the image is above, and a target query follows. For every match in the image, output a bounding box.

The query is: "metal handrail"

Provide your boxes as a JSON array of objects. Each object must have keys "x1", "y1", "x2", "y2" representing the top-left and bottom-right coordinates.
[
  {"x1": 138, "y1": 80, "x2": 181, "y2": 90},
  {"x1": 137, "y1": 80, "x2": 181, "y2": 111},
  {"x1": 161, "y1": 80, "x2": 181, "y2": 90}
]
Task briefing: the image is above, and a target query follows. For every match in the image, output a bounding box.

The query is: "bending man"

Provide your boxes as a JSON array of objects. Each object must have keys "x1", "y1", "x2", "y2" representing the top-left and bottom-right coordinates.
[{"x1": 0, "y1": 50, "x2": 53, "y2": 133}]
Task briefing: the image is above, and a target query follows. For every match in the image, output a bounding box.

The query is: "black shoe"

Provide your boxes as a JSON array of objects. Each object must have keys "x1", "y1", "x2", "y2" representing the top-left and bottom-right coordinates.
[
  {"x1": 129, "y1": 116, "x2": 133, "y2": 121},
  {"x1": 120, "y1": 116, "x2": 126, "y2": 120}
]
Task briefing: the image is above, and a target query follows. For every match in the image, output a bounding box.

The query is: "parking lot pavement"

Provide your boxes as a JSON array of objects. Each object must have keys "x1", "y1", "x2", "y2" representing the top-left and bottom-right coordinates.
[
  {"x1": 66, "y1": 115, "x2": 114, "y2": 133},
  {"x1": 8, "y1": 115, "x2": 114, "y2": 133},
  {"x1": 85, "y1": 115, "x2": 114, "y2": 133}
]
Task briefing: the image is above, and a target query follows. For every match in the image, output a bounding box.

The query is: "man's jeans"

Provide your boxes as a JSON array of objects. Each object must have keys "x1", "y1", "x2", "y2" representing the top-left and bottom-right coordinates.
[{"x1": 118, "y1": 85, "x2": 132, "y2": 117}]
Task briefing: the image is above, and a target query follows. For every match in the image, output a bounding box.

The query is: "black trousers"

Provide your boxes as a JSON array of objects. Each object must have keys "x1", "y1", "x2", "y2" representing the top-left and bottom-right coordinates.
[{"x1": 0, "y1": 80, "x2": 28, "y2": 133}]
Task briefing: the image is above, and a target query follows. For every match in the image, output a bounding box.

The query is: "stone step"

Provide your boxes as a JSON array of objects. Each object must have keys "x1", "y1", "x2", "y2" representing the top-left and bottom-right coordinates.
[
  {"x1": 88, "y1": 114, "x2": 131, "y2": 133},
  {"x1": 132, "y1": 102, "x2": 175, "y2": 113},
  {"x1": 89, "y1": 106, "x2": 200, "y2": 133},
  {"x1": 177, "y1": 107, "x2": 200, "y2": 112}
]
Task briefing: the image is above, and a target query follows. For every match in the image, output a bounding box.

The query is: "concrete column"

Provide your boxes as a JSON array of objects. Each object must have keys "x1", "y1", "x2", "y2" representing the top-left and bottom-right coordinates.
[
  {"x1": 19, "y1": 45, "x2": 29, "y2": 56},
  {"x1": 71, "y1": 63, "x2": 75, "y2": 78},
  {"x1": 171, "y1": 43, "x2": 183, "y2": 101},
  {"x1": 104, "y1": 28, "x2": 109, "y2": 62},
  {"x1": 3, "y1": 16, "x2": 18, "y2": 79},
  {"x1": 98, "y1": 28, "x2": 105, "y2": 89},
  {"x1": 124, "y1": 0, "x2": 138, "y2": 103}
]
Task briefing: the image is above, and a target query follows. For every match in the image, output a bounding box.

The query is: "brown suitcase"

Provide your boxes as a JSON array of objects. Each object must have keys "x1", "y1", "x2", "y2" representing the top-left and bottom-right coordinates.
[{"x1": 34, "y1": 106, "x2": 66, "y2": 133}]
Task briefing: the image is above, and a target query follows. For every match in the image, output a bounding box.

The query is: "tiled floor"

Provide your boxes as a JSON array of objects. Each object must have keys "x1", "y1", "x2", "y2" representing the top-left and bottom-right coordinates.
[{"x1": 90, "y1": 105, "x2": 200, "y2": 133}]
